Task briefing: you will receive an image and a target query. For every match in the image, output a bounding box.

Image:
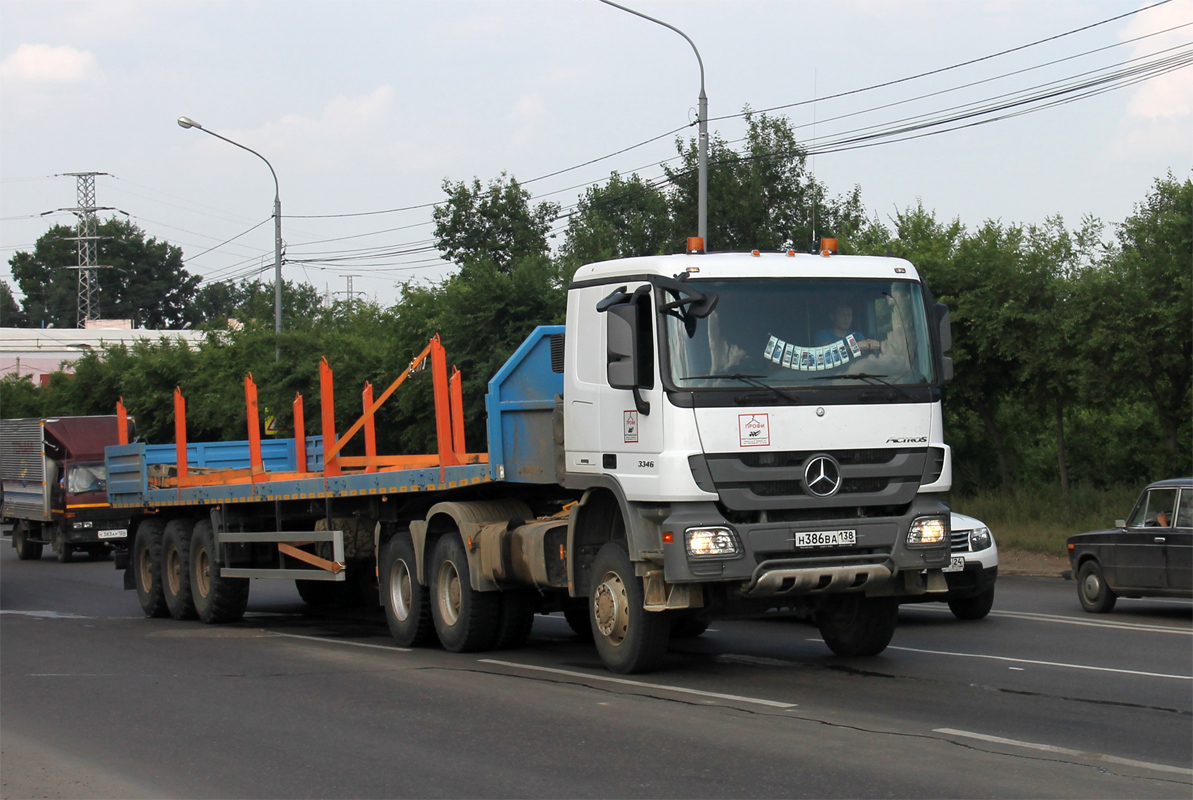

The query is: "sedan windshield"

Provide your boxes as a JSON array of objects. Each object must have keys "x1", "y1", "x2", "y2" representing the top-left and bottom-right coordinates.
[{"x1": 664, "y1": 278, "x2": 936, "y2": 389}]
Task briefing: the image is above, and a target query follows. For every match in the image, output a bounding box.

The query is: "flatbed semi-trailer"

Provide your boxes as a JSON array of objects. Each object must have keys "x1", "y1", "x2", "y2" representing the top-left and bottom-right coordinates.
[{"x1": 108, "y1": 248, "x2": 957, "y2": 673}]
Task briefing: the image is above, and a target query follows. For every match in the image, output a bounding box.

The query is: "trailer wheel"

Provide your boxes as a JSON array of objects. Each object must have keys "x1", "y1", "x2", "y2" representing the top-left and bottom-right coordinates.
[
  {"x1": 493, "y1": 590, "x2": 537, "y2": 650},
  {"x1": 590, "y1": 541, "x2": 670, "y2": 674},
  {"x1": 429, "y1": 533, "x2": 500, "y2": 652},
  {"x1": 53, "y1": 530, "x2": 72, "y2": 563},
  {"x1": 816, "y1": 594, "x2": 898, "y2": 657},
  {"x1": 13, "y1": 525, "x2": 44, "y2": 560},
  {"x1": 162, "y1": 519, "x2": 198, "y2": 620},
  {"x1": 380, "y1": 533, "x2": 434, "y2": 647},
  {"x1": 562, "y1": 598, "x2": 594, "y2": 641},
  {"x1": 133, "y1": 519, "x2": 168, "y2": 618},
  {"x1": 189, "y1": 519, "x2": 249, "y2": 624}
]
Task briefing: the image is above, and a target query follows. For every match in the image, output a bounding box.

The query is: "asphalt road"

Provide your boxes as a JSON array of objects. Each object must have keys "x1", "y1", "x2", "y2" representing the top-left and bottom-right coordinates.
[{"x1": 2, "y1": 540, "x2": 1190, "y2": 799}]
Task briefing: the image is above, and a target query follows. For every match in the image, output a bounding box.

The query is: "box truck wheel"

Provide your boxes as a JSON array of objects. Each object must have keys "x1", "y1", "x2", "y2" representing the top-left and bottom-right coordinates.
[
  {"x1": 162, "y1": 518, "x2": 198, "y2": 620},
  {"x1": 590, "y1": 541, "x2": 670, "y2": 674},
  {"x1": 816, "y1": 594, "x2": 898, "y2": 657},
  {"x1": 53, "y1": 530, "x2": 72, "y2": 563},
  {"x1": 493, "y1": 590, "x2": 537, "y2": 650},
  {"x1": 381, "y1": 533, "x2": 434, "y2": 647},
  {"x1": 133, "y1": 519, "x2": 168, "y2": 618},
  {"x1": 429, "y1": 533, "x2": 500, "y2": 652},
  {"x1": 13, "y1": 525, "x2": 43, "y2": 560},
  {"x1": 189, "y1": 519, "x2": 249, "y2": 624}
]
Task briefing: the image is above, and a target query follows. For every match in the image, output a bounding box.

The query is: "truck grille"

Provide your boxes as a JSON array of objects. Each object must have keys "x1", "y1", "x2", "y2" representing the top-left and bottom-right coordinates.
[{"x1": 699, "y1": 448, "x2": 927, "y2": 512}]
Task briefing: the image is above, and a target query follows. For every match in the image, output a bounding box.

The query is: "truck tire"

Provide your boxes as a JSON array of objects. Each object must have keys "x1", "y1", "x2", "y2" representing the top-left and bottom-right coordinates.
[
  {"x1": 948, "y1": 585, "x2": 995, "y2": 620},
  {"x1": 162, "y1": 519, "x2": 198, "y2": 620},
  {"x1": 189, "y1": 519, "x2": 249, "y2": 624},
  {"x1": 53, "y1": 530, "x2": 72, "y2": 563},
  {"x1": 590, "y1": 541, "x2": 670, "y2": 674},
  {"x1": 380, "y1": 533, "x2": 434, "y2": 647},
  {"x1": 133, "y1": 519, "x2": 169, "y2": 618},
  {"x1": 493, "y1": 590, "x2": 537, "y2": 650},
  {"x1": 429, "y1": 533, "x2": 500, "y2": 652},
  {"x1": 1077, "y1": 560, "x2": 1116, "y2": 613},
  {"x1": 563, "y1": 598, "x2": 594, "y2": 641},
  {"x1": 13, "y1": 527, "x2": 44, "y2": 560},
  {"x1": 816, "y1": 594, "x2": 898, "y2": 657}
]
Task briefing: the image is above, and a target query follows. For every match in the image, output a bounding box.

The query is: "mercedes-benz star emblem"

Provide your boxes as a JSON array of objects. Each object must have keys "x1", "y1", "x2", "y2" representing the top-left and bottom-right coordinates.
[{"x1": 804, "y1": 455, "x2": 842, "y2": 497}]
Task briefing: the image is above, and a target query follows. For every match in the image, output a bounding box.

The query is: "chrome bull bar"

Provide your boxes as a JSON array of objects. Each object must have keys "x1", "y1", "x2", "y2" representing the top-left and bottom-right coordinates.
[{"x1": 743, "y1": 562, "x2": 893, "y2": 597}]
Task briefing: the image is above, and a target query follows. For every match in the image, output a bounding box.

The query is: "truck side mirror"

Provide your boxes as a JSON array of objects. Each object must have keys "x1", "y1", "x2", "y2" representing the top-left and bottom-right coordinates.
[
  {"x1": 936, "y1": 303, "x2": 952, "y2": 353},
  {"x1": 605, "y1": 299, "x2": 651, "y2": 416}
]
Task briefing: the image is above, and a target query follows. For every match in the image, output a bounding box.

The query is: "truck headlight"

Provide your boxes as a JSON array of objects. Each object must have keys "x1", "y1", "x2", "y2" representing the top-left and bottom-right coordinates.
[
  {"x1": 72, "y1": 520, "x2": 94, "y2": 529},
  {"x1": 685, "y1": 527, "x2": 740, "y2": 558},
  {"x1": 969, "y1": 526, "x2": 992, "y2": 551},
  {"x1": 907, "y1": 516, "x2": 947, "y2": 547}
]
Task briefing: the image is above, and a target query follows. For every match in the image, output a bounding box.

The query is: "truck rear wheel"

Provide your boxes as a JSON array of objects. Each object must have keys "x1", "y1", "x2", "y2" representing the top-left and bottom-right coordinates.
[
  {"x1": 380, "y1": 533, "x2": 434, "y2": 647},
  {"x1": 133, "y1": 519, "x2": 168, "y2": 618},
  {"x1": 429, "y1": 533, "x2": 500, "y2": 652},
  {"x1": 816, "y1": 594, "x2": 898, "y2": 657},
  {"x1": 493, "y1": 590, "x2": 537, "y2": 650},
  {"x1": 162, "y1": 519, "x2": 198, "y2": 620},
  {"x1": 189, "y1": 519, "x2": 249, "y2": 624},
  {"x1": 13, "y1": 525, "x2": 43, "y2": 560},
  {"x1": 590, "y1": 541, "x2": 670, "y2": 674}
]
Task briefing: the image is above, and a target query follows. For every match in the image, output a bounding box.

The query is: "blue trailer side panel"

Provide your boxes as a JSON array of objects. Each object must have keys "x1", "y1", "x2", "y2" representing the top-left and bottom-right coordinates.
[{"x1": 485, "y1": 326, "x2": 564, "y2": 484}]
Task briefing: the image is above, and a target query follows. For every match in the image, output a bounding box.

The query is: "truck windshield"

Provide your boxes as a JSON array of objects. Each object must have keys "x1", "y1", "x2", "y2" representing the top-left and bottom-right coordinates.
[
  {"x1": 663, "y1": 278, "x2": 936, "y2": 389},
  {"x1": 67, "y1": 463, "x2": 107, "y2": 494}
]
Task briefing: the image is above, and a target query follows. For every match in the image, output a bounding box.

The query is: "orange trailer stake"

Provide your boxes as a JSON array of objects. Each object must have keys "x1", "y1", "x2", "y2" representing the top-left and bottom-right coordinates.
[
  {"x1": 449, "y1": 366, "x2": 465, "y2": 456},
  {"x1": 173, "y1": 387, "x2": 188, "y2": 482},
  {"x1": 245, "y1": 373, "x2": 264, "y2": 478},
  {"x1": 362, "y1": 382, "x2": 377, "y2": 474},
  {"x1": 116, "y1": 398, "x2": 129, "y2": 446},
  {"x1": 293, "y1": 393, "x2": 306, "y2": 473},
  {"x1": 320, "y1": 358, "x2": 340, "y2": 477}
]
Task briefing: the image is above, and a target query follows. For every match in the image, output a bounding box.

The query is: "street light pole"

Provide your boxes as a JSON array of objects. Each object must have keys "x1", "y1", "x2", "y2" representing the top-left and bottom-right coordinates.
[
  {"x1": 598, "y1": 0, "x2": 707, "y2": 247},
  {"x1": 177, "y1": 116, "x2": 283, "y2": 357}
]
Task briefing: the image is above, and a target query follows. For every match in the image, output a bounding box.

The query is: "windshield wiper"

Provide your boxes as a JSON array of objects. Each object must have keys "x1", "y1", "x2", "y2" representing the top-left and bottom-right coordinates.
[
  {"x1": 812, "y1": 373, "x2": 917, "y2": 402},
  {"x1": 681, "y1": 374, "x2": 802, "y2": 405}
]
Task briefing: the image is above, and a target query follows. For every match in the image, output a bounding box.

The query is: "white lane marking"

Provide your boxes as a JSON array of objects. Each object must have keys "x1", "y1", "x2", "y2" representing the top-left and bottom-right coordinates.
[
  {"x1": 909, "y1": 605, "x2": 1192, "y2": 635},
  {"x1": 934, "y1": 728, "x2": 1193, "y2": 777},
  {"x1": 268, "y1": 632, "x2": 411, "y2": 652},
  {"x1": 887, "y1": 645, "x2": 1191, "y2": 681},
  {"x1": 0, "y1": 610, "x2": 91, "y2": 619},
  {"x1": 480, "y1": 659, "x2": 797, "y2": 709}
]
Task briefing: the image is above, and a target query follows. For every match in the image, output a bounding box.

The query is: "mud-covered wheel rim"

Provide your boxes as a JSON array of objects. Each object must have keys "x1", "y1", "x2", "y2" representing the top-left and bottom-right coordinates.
[
  {"x1": 194, "y1": 545, "x2": 211, "y2": 600},
  {"x1": 390, "y1": 558, "x2": 413, "y2": 622},
  {"x1": 437, "y1": 558, "x2": 462, "y2": 626},
  {"x1": 166, "y1": 546, "x2": 182, "y2": 596},
  {"x1": 593, "y1": 570, "x2": 629, "y2": 646},
  {"x1": 139, "y1": 545, "x2": 154, "y2": 591}
]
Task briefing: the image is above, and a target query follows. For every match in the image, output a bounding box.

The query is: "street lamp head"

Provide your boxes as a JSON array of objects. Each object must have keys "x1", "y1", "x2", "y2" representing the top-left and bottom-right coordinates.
[{"x1": 177, "y1": 116, "x2": 201, "y2": 130}]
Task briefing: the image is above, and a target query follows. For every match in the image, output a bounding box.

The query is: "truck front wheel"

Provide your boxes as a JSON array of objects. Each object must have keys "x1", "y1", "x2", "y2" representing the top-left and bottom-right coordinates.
[
  {"x1": 133, "y1": 519, "x2": 168, "y2": 618},
  {"x1": 590, "y1": 541, "x2": 670, "y2": 674},
  {"x1": 189, "y1": 519, "x2": 249, "y2": 624},
  {"x1": 816, "y1": 594, "x2": 898, "y2": 657},
  {"x1": 162, "y1": 519, "x2": 198, "y2": 620},
  {"x1": 380, "y1": 533, "x2": 434, "y2": 647},
  {"x1": 53, "y1": 529, "x2": 72, "y2": 563},
  {"x1": 429, "y1": 533, "x2": 499, "y2": 652},
  {"x1": 13, "y1": 525, "x2": 43, "y2": 560}
]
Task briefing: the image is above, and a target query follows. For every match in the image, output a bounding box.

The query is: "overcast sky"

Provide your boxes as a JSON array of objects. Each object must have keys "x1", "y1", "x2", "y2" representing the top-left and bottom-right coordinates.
[{"x1": 1, "y1": 0, "x2": 1190, "y2": 312}]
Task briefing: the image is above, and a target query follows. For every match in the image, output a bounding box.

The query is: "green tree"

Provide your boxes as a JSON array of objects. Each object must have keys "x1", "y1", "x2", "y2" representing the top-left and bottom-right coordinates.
[
  {"x1": 432, "y1": 173, "x2": 560, "y2": 272},
  {"x1": 666, "y1": 111, "x2": 865, "y2": 251},
  {"x1": 557, "y1": 172, "x2": 675, "y2": 280},
  {"x1": 9, "y1": 217, "x2": 199, "y2": 328},
  {"x1": 0, "y1": 279, "x2": 26, "y2": 327},
  {"x1": 192, "y1": 278, "x2": 325, "y2": 329},
  {"x1": 1071, "y1": 174, "x2": 1192, "y2": 475}
]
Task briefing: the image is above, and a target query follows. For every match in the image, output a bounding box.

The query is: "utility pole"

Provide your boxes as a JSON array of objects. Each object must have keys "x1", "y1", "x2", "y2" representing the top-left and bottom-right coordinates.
[{"x1": 59, "y1": 172, "x2": 113, "y2": 327}]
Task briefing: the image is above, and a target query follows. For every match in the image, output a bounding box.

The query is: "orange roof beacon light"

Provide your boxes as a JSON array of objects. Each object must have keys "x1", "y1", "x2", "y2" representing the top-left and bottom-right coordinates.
[
  {"x1": 751, "y1": 250, "x2": 761, "y2": 257},
  {"x1": 687, "y1": 236, "x2": 705, "y2": 254},
  {"x1": 820, "y1": 238, "x2": 838, "y2": 257},
  {"x1": 787, "y1": 250, "x2": 796, "y2": 257}
]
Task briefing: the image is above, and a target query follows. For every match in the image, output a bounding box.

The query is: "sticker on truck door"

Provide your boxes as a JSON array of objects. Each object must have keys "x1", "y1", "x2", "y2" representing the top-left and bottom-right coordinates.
[
  {"x1": 739, "y1": 414, "x2": 770, "y2": 447},
  {"x1": 624, "y1": 411, "x2": 639, "y2": 443}
]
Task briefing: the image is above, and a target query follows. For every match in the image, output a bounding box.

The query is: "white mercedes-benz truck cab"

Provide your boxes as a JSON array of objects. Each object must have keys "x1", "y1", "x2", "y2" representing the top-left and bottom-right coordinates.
[{"x1": 562, "y1": 249, "x2": 954, "y2": 662}]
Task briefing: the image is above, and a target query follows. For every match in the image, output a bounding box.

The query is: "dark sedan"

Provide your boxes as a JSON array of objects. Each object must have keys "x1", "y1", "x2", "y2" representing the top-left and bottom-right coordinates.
[{"x1": 1067, "y1": 478, "x2": 1192, "y2": 612}]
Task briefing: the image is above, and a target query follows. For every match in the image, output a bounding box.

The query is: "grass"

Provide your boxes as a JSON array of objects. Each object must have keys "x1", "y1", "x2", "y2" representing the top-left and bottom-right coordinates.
[{"x1": 947, "y1": 484, "x2": 1145, "y2": 556}]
